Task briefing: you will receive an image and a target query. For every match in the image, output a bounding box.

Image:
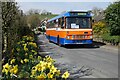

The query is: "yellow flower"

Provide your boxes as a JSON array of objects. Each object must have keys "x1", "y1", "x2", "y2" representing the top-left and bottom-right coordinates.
[
  {"x1": 24, "y1": 44, "x2": 28, "y2": 51},
  {"x1": 3, "y1": 63, "x2": 11, "y2": 70},
  {"x1": 56, "y1": 70, "x2": 61, "y2": 76},
  {"x1": 2, "y1": 63, "x2": 12, "y2": 75},
  {"x1": 47, "y1": 73, "x2": 53, "y2": 78},
  {"x1": 46, "y1": 62, "x2": 51, "y2": 68},
  {"x1": 27, "y1": 36, "x2": 34, "y2": 41},
  {"x1": 29, "y1": 55, "x2": 33, "y2": 59},
  {"x1": 50, "y1": 65, "x2": 57, "y2": 74},
  {"x1": 24, "y1": 59, "x2": 29, "y2": 63},
  {"x1": 17, "y1": 42, "x2": 20, "y2": 44},
  {"x1": 10, "y1": 65, "x2": 18, "y2": 74},
  {"x1": 31, "y1": 50, "x2": 37, "y2": 55},
  {"x1": 32, "y1": 43, "x2": 37, "y2": 48},
  {"x1": 31, "y1": 70, "x2": 36, "y2": 76},
  {"x1": 21, "y1": 41, "x2": 25, "y2": 43},
  {"x1": 21, "y1": 60, "x2": 24, "y2": 64},
  {"x1": 4, "y1": 69, "x2": 9, "y2": 75},
  {"x1": 36, "y1": 73, "x2": 46, "y2": 79},
  {"x1": 45, "y1": 55, "x2": 55, "y2": 63},
  {"x1": 29, "y1": 42, "x2": 37, "y2": 48},
  {"x1": 16, "y1": 48, "x2": 20, "y2": 52},
  {"x1": 23, "y1": 36, "x2": 27, "y2": 38},
  {"x1": 25, "y1": 53, "x2": 28, "y2": 56},
  {"x1": 12, "y1": 49, "x2": 14, "y2": 53},
  {"x1": 10, "y1": 59, "x2": 16, "y2": 64},
  {"x1": 37, "y1": 56, "x2": 41, "y2": 60},
  {"x1": 62, "y1": 71, "x2": 70, "y2": 79}
]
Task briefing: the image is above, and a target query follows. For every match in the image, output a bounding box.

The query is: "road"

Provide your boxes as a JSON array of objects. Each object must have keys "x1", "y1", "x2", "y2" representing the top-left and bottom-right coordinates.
[{"x1": 37, "y1": 35, "x2": 118, "y2": 78}]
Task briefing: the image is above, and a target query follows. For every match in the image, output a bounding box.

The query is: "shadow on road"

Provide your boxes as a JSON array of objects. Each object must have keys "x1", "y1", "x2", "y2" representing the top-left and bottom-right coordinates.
[{"x1": 64, "y1": 41, "x2": 106, "y2": 49}]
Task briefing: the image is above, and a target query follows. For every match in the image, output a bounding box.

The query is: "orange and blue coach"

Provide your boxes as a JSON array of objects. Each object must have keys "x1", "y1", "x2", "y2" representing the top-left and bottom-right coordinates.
[{"x1": 46, "y1": 11, "x2": 93, "y2": 46}]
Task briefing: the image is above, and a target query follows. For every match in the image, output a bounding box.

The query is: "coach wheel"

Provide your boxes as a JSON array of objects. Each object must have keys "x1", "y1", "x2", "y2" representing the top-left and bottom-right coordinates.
[
  {"x1": 57, "y1": 36, "x2": 61, "y2": 46},
  {"x1": 48, "y1": 35, "x2": 50, "y2": 42}
]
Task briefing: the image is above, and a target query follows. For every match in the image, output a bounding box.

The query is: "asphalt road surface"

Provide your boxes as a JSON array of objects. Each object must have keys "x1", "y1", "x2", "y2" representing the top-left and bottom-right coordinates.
[{"x1": 37, "y1": 35, "x2": 118, "y2": 78}]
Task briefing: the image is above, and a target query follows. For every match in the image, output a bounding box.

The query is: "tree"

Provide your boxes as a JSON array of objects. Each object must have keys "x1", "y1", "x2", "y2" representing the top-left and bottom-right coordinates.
[
  {"x1": 91, "y1": 7, "x2": 105, "y2": 22},
  {"x1": 2, "y1": 1, "x2": 20, "y2": 55},
  {"x1": 105, "y1": 1, "x2": 120, "y2": 35},
  {"x1": 27, "y1": 9, "x2": 41, "y2": 15},
  {"x1": 1, "y1": 1, "x2": 30, "y2": 59},
  {"x1": 27, "y1": 14, "x2": 40, "y2": 29}
]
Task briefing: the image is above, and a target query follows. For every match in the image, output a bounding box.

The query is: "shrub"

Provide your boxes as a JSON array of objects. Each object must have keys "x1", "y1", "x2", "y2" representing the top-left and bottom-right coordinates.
[
  {"x1": 93, "y1": 21, "x2": 108, "y2": 37},
  {"x1": 102, "y1": 33, "x2": 120, "y2": 45}
]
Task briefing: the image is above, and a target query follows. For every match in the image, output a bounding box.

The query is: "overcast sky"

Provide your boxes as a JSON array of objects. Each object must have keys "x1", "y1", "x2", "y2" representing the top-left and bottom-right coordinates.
[{"x1": 17, "y1": 2, "x2": 113, "y2": 14}]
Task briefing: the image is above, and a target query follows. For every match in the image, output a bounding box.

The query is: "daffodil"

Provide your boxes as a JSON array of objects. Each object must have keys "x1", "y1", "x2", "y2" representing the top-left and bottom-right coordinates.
[
  {"x1": 47, "y1": 73, "x2": 53, "y2": 78},
  {"x1": 37, "y1": 56, "x2": 41, "y2": 60},
  {"x1": 24, "y1": 44, "x2": 28, "y2": 51},
  {"x1": 56, "y1": 70, "x2": 61, "y2": 76},
  {"x1": 3, "y1": 63, "x2": 11, "y2": 70},
  {"x1": 21, "y1": 60, "x2": 24, "y2": 64},
  {"x1": 16, "y1": 48, "x2": 20, "y2": 52},
  {"x1": 31, "y1": 70, "x2": 36, "y2": 76},
  {"x1": 50, "y1": 65, "x2": 57, "y2": 74},
  {"x1": 10, "y1": 59, "x2": 16, "y2": 64},
  {"x1": 21, "y1": 40, "x2": 25, "y2": 43},
  {"x1": 24, "y1": 59, "x2": 29, "y2": 63},
  {"x1": 4, "y1": 69, "x2": 9, "y2": 75},
  {"x1": 17, "y1": 42, "x2": 20, "y2": 44},
  {"x1": 28, "y1": 42, "x2": 37, "y2": 48},
  {"x1": 45, "y1": 55, "x2": 54, "y2": 63},
  {"x1": 12, "y1": 49, "x2": 14, "y2": 53},
  {"x1": 27, "y1": 36, "x2": 34, "y2": 41},
  {"x1": 31, "y1": 50, "x2": 37, "y2": 55},
  {"x1": 36, "y1": 73, "x2": 46, "y2": 79},
  {"x1": 10, "y1": 65, "x2": 18, "y2": 74},
  {"x1": 62, "y1": 71, "x2": 70, "y2": 79},
  {"x1": 29, "y1": 55, "x2": 33, "y2": 59},
  {"x1": 25, "y1": 53, "x2": 28, "y2": 56},
  {"x1": 2, "y1": 63, "x2": 12, "y2": 75},
  {"x1": 45, "y1": 62, "x2": 51, "y2": 68}
]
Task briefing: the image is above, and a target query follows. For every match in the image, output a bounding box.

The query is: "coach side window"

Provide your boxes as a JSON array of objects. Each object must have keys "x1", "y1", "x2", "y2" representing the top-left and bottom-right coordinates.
[
  {"x1": 54, "y1": 20, "x2": 58, "y2": 28},
  {"x1": 61, "y1": 17, "x2": 64, "y2": 28}
]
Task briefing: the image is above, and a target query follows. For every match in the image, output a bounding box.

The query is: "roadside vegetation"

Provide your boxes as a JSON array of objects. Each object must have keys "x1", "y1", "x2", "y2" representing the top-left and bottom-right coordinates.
[
  {"x1": 92, "y1": 1, "x2": 120, "y2": 46},
  {"x1": 2, "y1": 35, "x2": 69, "y2": 79},
  {"x1": 1, "y1": 1, "x2": 69, "y2": 79}
]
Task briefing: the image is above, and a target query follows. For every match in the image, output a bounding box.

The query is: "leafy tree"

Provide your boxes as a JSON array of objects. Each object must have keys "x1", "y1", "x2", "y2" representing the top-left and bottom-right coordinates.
[
  {"x1": 2, "y1": 2, "x2": 20, "y2": 55},
  {"x1": 26, "y1": 9, "x2": 41, "y2": 15},
  {"x1": 1, "y1": 1, "x2": 30, "y2": 59},
  {"x1": 105, "y1": 1, "x2": 120, "y2": 35},
  {"x1": 27, "y1": 14, "x2": 40, "y2": 29}
]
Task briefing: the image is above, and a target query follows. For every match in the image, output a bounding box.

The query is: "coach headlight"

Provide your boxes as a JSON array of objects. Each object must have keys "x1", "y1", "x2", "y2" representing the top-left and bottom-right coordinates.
[
  {"x1": 72, "y1": 35, "x2": 75, "y2": 39},
  {"x1": 90, "y1": 35, "x2": 92, "y2": 39},
  {"x1": 66, "y1": 36, "x2": 70, "y2": 39}
]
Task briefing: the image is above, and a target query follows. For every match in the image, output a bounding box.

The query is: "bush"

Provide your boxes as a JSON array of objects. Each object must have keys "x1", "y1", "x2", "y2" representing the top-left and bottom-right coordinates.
[
  {"x1": 18, "y1": 26, "x2": 34, "y2": 38},
  {"x1": 102, "y1": 33, "x2": 120, "y2": 45},
  {"x1": 93, "y1": 21, "x2": 108, "y2": 37}
]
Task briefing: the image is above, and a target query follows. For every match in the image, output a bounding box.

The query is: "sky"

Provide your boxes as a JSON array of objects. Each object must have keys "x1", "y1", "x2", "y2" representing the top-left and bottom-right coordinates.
[{"x1": 17, "y1": 2, "x2": 113, "y2": 14}]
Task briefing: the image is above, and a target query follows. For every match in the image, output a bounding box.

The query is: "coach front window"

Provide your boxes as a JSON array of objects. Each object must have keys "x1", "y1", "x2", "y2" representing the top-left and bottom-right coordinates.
[{"x1": 66, "y1": 17, "x2": 91, "y2": 29}]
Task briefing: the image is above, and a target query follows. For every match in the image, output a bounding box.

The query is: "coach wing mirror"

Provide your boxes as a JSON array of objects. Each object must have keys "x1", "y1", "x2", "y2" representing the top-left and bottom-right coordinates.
[
  {"x1": 61, "y1": 26, "x2": 64, "y2": 29},
  {"x1": 92, "y1": 19, "x2": 94, "y2": 23}
]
